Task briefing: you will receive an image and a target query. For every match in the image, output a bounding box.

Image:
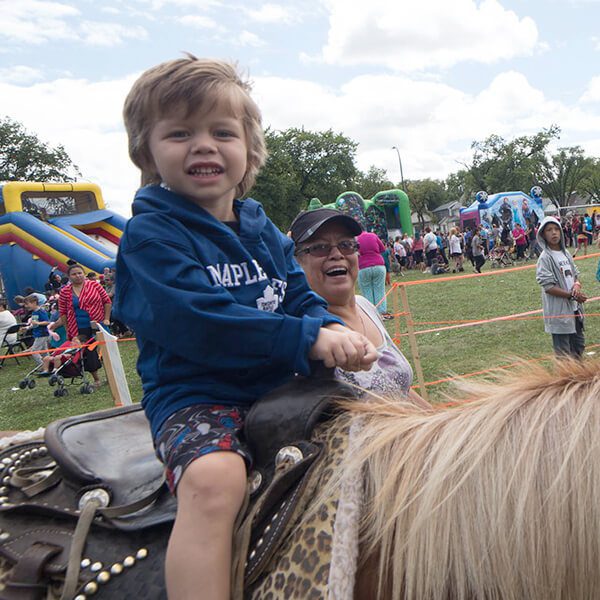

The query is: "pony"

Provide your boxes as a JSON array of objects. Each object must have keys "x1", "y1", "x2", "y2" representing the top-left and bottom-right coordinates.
[
  {"x1": 1, "y1": 358, "x2": 600, "y2": 599},
  {"x1": 249, "y1": 358, "x2": 600, "y2": 599}
]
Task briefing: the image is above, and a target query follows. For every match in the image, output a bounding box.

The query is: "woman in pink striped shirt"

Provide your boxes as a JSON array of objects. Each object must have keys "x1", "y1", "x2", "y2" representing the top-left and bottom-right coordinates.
[
  {"x1": 356, "y1": 230, "x2": 390, "y2": 319},
  {"x1": 50, "y1": 264, "x2": 111, "y2": 386}
]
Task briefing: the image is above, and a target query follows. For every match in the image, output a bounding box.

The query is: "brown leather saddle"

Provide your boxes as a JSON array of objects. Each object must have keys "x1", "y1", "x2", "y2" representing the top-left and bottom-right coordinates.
[{"x1": 0, "y1": 370, "x2": 355, "y2": 599}]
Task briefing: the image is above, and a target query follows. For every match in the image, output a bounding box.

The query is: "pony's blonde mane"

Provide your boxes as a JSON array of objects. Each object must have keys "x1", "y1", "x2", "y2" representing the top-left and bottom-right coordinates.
[{"x1": 319, "y1": 359, "x2": 600, "y2": 600}]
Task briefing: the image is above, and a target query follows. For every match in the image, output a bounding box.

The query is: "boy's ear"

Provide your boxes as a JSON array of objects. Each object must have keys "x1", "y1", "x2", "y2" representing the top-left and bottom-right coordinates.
[{"x1": 137, "y1": 151, "x2": 160, "y2": 186}]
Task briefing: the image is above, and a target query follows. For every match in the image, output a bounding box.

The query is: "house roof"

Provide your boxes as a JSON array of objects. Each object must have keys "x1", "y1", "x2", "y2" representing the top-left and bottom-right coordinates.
[
  {"x1": 432, "y1": 201, "x2": 461, "y2": 213},
  {"x1": 437, "y1": 215, "x2": 460, "y2": 226},
  {"x1": 411, "y1": 212, "x2": 433, "y2": 225}
]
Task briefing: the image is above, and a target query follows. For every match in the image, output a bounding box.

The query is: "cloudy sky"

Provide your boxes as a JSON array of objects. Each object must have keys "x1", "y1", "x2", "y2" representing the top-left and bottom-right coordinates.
[{"x1": 2, "y1": 0, "x2": 600, "y2": 216}]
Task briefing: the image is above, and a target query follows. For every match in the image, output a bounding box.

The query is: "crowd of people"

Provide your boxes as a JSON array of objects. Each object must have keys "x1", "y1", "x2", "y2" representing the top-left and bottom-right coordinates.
[
  {"x1": 0, "y1": 262, "x2": 123, "y2": 386},
  {"x1": 386, "y1": 209, "x2": 600, "y2": 277},
  {"x1": 561, "y1": 210, "x2": 600, "y2": 256}
]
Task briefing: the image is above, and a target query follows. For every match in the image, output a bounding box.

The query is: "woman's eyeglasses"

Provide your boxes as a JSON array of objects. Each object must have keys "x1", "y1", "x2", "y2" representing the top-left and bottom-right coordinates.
[{"x1": 295, "y1": 240, "x2": 359, "y2": 257}]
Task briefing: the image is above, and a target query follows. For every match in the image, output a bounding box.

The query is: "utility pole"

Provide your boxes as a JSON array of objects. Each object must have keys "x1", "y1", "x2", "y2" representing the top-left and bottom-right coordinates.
[{"x1": 392, "y1": 146, "x2": 407, "y2": 193}]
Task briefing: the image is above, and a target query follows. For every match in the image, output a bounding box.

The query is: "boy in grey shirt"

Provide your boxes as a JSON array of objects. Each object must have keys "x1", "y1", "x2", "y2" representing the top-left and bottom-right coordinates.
[{"x1": 535, "y1": 216, "x2": 587, "y2": 357}]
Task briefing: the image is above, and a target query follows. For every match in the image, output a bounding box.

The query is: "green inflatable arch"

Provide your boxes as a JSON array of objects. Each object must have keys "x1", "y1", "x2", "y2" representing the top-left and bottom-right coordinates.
[{"x1": 307, "y1": 189, "x2": 413, "y2": 239}]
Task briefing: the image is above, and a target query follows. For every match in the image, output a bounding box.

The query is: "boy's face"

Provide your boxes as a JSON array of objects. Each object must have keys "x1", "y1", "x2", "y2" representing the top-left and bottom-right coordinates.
[
  {"x1": 542, "y1": 223, "x2": 562, "y2": 248},
  {"x1": 24, "y1": 300, "x2": 37, "y2": 311},
  {"x1": 147, "y1": 103, "x2": 247, "y2": 220}
]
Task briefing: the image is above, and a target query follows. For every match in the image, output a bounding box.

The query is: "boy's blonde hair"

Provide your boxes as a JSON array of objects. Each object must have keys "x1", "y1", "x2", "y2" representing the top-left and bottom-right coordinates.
[{"x1": 123, "y1": 55, "x2": 267, "y2": 197}]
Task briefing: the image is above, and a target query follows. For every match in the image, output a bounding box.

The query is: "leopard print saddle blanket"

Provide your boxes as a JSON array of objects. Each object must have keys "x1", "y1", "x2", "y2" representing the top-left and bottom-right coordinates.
[{"x1": 241, "y1": 418, "x2": 358, "y2": 600}]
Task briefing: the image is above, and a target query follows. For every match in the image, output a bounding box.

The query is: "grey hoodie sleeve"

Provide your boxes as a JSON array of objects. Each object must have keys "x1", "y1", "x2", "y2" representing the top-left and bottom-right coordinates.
[{"x1": 535, "y1": 253, "x2": 559, "y2": 290}]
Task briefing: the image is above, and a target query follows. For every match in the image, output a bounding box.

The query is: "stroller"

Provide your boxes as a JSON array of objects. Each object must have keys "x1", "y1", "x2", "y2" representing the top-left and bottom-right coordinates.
[
  {"x1": 18, "y1": 361, "x2": 46, "y2": 390},
  {"x1": 48, "y1": 339, "x2": 97, "y2": 397},
  {"x1": 18, "y1": 339, "x2": 96, "y2": 396},
  {"x1": 489, "y1": 245, "x2": 514, "y2": 269}
]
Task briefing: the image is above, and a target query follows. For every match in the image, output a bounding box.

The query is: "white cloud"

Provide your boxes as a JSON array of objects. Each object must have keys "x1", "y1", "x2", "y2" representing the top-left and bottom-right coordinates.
[
  {"x1": 592, "y1": 36, "x2": 600, "y2": 51},
  {"x1": 2, "y1": 0, "x2": 80, "y2": 44},
  {"x1": 0, "y1": 65, "x2": 44, "y2": 84},
  {"x1": 1, "y1": 2, "x2": 147, "y2": 47},
  {"x1": 100, "y1": 6, "x2": 121, "y2": 15},
  {"x1": 321, "y1": 0, "x2": 540, "y2": 71},
  {"x1": 245, "y1": 3, "x2": 298, "y2": 24},
  {"x1": 254, "y1": 69, "x2": 600, "y2": 183},
  {"x1": 176, "y1": 15, "x2": 219, "y2": 29},
  {"x1": 238, "y1": 30, "x2": 266, "y2": 47},
  {"x1": 79, "y1": 21, "x2": 148, "y2": 46},
  {"x1": 580, "y1": 75, "x2": 600, "y2": 103},
  {"x1": 133, "y1": 0, "x2": 222, "y2": 9}
]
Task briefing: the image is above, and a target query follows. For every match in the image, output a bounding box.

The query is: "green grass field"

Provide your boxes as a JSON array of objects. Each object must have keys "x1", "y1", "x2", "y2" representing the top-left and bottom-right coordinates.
[{"x1": 1, "y1": 254, "x2": 598, "y2": 431}]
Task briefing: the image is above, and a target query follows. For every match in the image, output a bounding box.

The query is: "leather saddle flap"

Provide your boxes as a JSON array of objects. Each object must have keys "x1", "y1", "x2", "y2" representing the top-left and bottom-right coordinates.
[
  {"x1": 44, "y1": 404, "x2": 166, "y2": 509},
  {"x1": 244, "y1": 368, "x2": 355, "y2": 470}
]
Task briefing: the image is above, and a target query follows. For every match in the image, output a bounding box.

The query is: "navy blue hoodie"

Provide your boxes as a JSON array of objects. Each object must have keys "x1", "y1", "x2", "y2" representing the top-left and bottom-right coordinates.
[{"x1": 113, "y1": 185, "x2": 342, "y2": 438}]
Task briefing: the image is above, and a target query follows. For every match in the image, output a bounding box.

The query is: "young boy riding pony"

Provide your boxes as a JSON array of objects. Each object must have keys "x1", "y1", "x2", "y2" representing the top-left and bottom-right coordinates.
[{"x1": 113, "y1": 55, "x2": 377, "y2": 599}]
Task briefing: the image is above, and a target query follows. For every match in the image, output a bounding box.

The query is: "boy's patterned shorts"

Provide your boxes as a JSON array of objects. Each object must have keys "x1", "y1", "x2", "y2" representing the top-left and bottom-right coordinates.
[{"x1": 155, "y1": 404, "x2": 251, "y2": 494}]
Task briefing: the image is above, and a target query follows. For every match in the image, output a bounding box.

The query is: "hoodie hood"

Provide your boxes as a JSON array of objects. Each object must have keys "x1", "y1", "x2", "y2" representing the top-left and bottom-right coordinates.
[
  {"x1": 132, "y1": 184, "x2": 267, "y2": 240},
  {"x1": 536, "y1": 216, "x2": 565, "y2": 251}
]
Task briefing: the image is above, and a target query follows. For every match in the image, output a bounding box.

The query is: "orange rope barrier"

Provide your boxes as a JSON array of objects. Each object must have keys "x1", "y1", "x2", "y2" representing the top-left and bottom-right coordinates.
[
  {"x1": 390, "y1": 296, "x2": 600, "y2": 336},
  {"x1": 385, "y1": 253, "x2": 599, "y2": 399},
  {"x1": 412, "y1": 312, "x2": 600, "y2": 326},
  {"x1": 391, "y1": 251, "x2": 600, "y2": 287},
  {"x1": 411, "y1": 343, "x2": 600, "y2": 396},
  {"x1": 0, "y1": 336, "x2": 136, "y2": 361}
]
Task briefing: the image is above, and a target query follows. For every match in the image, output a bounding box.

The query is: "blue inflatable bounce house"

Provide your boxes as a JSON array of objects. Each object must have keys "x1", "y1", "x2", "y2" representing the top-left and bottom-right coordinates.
[{"x1": 460, "y1": 186, "x2": 545, "y2": 233}]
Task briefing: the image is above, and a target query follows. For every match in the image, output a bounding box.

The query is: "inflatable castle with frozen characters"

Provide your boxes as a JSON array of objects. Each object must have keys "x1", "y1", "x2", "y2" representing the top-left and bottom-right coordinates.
[{"x1": 459, "y1": 186, "x2": 545, "y2": 233}]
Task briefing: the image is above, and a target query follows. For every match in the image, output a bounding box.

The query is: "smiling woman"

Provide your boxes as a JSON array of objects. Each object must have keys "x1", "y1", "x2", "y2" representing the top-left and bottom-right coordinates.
[{"x1": 290, "y1": 208, "x2": 429, "y2": 407}]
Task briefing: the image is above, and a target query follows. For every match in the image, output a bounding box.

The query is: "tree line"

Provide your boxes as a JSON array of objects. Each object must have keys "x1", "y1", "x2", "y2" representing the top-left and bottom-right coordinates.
[{"x1": 2, "y1": 116, "x2": 599, "y2": 231}]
